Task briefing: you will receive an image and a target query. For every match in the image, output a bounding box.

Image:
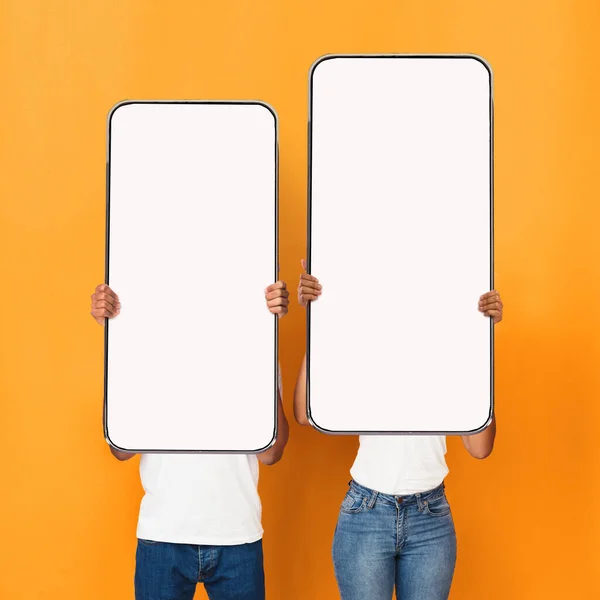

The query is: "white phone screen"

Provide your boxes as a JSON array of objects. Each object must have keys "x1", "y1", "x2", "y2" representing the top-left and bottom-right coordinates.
[
  {"x1": 105, "y1": 101, "x2": 278, "y2": 452},
  {"x1": 308, "y1": 56, "x2": 493, "y2": 434}
]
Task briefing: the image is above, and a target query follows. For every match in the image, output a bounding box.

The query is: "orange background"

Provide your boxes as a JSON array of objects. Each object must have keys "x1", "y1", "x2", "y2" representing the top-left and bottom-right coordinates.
[{"x1": 1, "y1": 0, "x2": 599, "y2": 598}]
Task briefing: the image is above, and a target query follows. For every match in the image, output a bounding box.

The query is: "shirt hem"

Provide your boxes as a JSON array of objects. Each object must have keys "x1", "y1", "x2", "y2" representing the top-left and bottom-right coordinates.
[
  {"x1": 136, "y1": 530, "x2": 264, "y2": 546},
  {"x1": 350, "y1": 474, "x2": 447, "y2": 496}
]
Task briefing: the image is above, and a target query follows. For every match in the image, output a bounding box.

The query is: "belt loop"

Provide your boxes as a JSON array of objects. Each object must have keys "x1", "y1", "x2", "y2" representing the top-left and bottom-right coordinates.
[
  {"x1": 415, "y1": 492, "x2": 424, "y2": 511},
  {"x1": 367, "y1": 489, "x2": 378, "y2": 509}
]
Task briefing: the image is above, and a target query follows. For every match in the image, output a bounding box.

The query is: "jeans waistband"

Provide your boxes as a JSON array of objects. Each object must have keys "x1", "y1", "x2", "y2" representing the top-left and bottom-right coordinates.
[{"x1": 349, "y1": 479, "x2": 446, "y2": 508}]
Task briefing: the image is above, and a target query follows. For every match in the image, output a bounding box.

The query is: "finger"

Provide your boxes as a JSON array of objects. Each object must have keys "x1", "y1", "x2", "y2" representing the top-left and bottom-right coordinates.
[
  {"x1": 479, "y1": 300, "x2": 502, "y2": 312},
  {"x1": 479, "y1": 297, "x2": 500, "y2": 307},
  {"x1": 95, "y1": 291, "x2": 120, "y2": 304},
  {"x1": 300, "y1": 288, "x2": 322, "y2": 299},
  {"x1": 95, "y1": 283, "x2": 118, "y2": 296},
  {"x1": 93, "y1": 296, "x2": 120, "y2": 313},
  {"x1": 299, "y1": 278, "x2": 321, "y2": 291},
  {"x1": 300, "y1": 287, "x2": 322, "y2": 299},
  {"x1": 265, "y1": 281, "x2": 286, "y2": 294},
  {"x1": 479, "y1": 290, "x2": 499, "y2": 301},
  {"x1": 91, "y1": 302, "x2": 120, "y2": 319},
  {"x1": 300, "y1": 293, "x2": 319, "y2": 303},
  {"x1": 94, "y1": 289, "x2": 120, "y2": 306},
  {"x1": 265, "y1": 288, "x2": 289, "y2": 301},
  {"x1": 93, "y1": 298, "x2": 119, "y2": 310},
  {"x1": 91, "y1": 307, "x2": 120, "y2": 320},
  {"x1": 301, "y1": 259, "x2": 307, "y2": 272},
  {"x1": 267, "y1": 297, "x2": 290, "y2": 308},
  {"x1": 478, "y1": 293, "x2": 500, "y2": 306},
  {"x1": 299, "y1": 272, "x2": 319, "y2": 284},
  {"x1": 270, "y1": 305, "x2": 287, "y2": 315}
]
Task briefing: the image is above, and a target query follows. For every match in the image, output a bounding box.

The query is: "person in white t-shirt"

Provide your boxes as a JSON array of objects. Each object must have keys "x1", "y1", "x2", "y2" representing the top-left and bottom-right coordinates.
[
  {"x1": 90, "y1": 280, "x2": 290, "y2": 600},
  {"x1": 293, "y1": 260, "x2": 503, "y2": 600}
]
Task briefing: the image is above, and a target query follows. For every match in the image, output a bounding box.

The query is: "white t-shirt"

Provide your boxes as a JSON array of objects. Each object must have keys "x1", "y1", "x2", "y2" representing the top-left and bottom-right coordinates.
[
  {"x1": 136, "y1": 368, "x2": 282, "y2": 546},
  {"x1": 350, "y1": 435, "x2": 449, "y2": 496}
]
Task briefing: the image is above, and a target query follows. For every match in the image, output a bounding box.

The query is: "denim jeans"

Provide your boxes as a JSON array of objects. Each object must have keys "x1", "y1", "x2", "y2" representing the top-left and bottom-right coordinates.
[
  {"x1": 332, "y1": 480, "x2": 456, "y2": 600},
  {"x1": 134, "y1": 538, "x2": 265, "y2": 600}
]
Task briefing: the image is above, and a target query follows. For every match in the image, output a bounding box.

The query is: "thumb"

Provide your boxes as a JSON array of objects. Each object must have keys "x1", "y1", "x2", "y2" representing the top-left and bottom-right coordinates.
[{"x1": 301, "y1": 258, "x2": 307, "y2": 272}]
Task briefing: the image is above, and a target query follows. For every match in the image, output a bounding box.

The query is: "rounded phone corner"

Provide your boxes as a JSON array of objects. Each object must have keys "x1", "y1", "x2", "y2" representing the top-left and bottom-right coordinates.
[
  {"x1": 107, "y1": 100, "x2": 137, "y2": 127},
  {"x1": 104, "y1": 427, "x2": 135, "y2": 454},
  {"x1": 251, "y1": 100, "x2": 278, "y2": 125},
  {"x1": 309, "y1": 54, "x2": 344, "y2": 83},
  {"x1": 247, "y1": 425, "x2": 278, "y2": 455},
  {"x1": 460, "y1": 403, "x2": 495, "y2": 436},
  {"x1": 306, "y1": 403, "x2": 336, "y2": 435},
  {"x1": 462, "y1": 54, "x2": 493, "y2": 82}
]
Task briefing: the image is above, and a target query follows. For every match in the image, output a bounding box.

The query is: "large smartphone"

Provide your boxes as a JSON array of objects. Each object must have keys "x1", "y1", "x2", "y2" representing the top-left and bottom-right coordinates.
[
  {"x1": 105, "y1": 100, "x2": 279, "y2": 453},
  {"x1": 307, "y1": 55, "x2": 494, "y2": 435}
]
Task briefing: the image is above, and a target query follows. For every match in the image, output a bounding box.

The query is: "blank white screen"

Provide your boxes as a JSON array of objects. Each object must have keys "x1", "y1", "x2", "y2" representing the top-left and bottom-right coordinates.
[
  {"x1": 106, "y1": 102, "x2": 277, "y2": 452},
  {"x1": 309, "y1": 56, "x2": 492, "y2": 433}
]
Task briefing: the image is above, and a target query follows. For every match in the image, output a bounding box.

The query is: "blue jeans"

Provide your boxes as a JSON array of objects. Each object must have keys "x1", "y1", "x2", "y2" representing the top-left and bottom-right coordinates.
[
  {"x1": 135, "y1": 538, "x2": 265, "y2": 600},
  {"x1": 332, "y1": 480, "x2": 456, "y2": 600}
]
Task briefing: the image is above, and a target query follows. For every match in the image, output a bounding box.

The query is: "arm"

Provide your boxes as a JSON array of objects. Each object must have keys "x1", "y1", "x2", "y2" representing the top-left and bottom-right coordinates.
[
  {"x1": 258, "y1": 389, "x2": 289, "y2": 465},
  {"x1": 293, "y1": 260, "x2": 321, "y2": 426},
  {"x1": 109, "y1": 447, "x2": 136, "y2": 461},
  {"x1": 91, "y1": 284, "x2": 137, "y2": 462},
  {"x1": 461, "y1": 414, "x2": 496, "y2": 459},
  {"x1": 257, "y1": 280, "x2": 290, "y2": 465},
  {"x1": 293, "y1": 354, "x2": 310, "y2": 426},
  {"x1": 461, "y1": 289, "x2": 503, "y2": 459}
]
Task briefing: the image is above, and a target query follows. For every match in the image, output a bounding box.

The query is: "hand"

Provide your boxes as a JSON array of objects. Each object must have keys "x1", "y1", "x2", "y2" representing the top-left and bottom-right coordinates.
[
  {"x1": 265, "y1": 281, "x2": 289, "y2": 318},
  {"x1": 91, "y1": 284, "x2": 121, "y2": 326},
  {"x1": 478, "y1": 290, "x2": 503, "y2": 324},
  {"x1": 298, "y1": 259, "x2": 322, "y2": 308}
]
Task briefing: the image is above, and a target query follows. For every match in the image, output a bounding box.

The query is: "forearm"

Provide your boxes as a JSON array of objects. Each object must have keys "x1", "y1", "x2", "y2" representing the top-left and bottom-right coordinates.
[
  {"x1": 461, "y1": 413, "x2": 496, "y2": 459},
  {"x1": 293, "y1": 355, "x2": 310, "y2": 425},
  {"x1": 258, "y1": 393, "x2": 289, "y2": 465}
]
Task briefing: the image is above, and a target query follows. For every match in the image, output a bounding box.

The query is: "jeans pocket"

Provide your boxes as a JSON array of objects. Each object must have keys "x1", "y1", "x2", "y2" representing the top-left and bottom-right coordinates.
[
  {"x1": 340, "y1": 491, "x2": 367, "y2": 514},
  {"x1": 423, "y1": 493, "x2": 452, "y2": 517}
]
